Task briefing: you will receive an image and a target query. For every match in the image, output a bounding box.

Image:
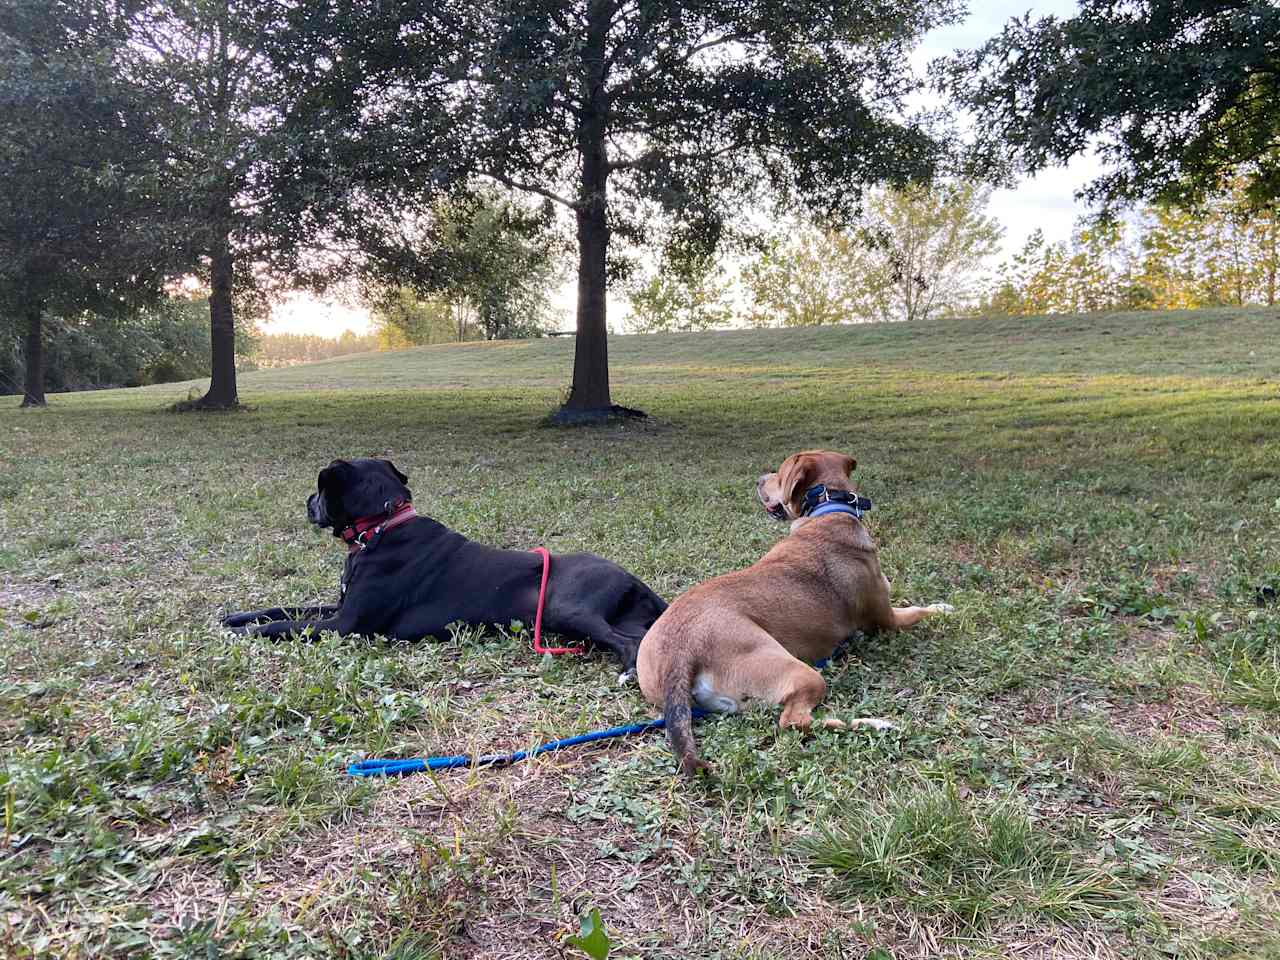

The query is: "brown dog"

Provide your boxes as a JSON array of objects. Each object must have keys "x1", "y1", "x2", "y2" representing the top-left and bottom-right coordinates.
[{"x1": 636, "y1": 450, "x2": 953, "y2": 776}]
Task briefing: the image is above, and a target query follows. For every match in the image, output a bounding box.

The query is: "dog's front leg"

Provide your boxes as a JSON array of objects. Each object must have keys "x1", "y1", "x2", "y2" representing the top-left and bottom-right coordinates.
[{"x1": 222, "y1": 605, "x2": 341, "y2": 631}]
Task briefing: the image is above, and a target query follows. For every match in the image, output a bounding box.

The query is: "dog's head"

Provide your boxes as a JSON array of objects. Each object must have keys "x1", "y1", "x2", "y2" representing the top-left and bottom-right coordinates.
[
  {"x1": 756, "y1": 450, "x2": 857, "y2": 521},
  {"x1": 307, "y1": 458, "x2": 412, "y2": 531}
]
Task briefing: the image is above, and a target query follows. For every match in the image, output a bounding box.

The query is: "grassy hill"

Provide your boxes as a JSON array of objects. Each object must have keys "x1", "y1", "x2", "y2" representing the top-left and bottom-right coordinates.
[
  {"x1": 87, "y1": 305, "x2": 1280, "y2": 403},
  {"x1": 2, "y1": 307, "x2": 1279, "y2": 959}
]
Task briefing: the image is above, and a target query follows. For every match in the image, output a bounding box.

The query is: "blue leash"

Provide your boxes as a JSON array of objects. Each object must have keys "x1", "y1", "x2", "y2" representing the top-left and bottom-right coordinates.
[
  {"x1": 348, "y1": 711, "x2": 711, "y2": 777},
  {"x1": 348, "y1": 658, "x2": 832, "y2": 778}
]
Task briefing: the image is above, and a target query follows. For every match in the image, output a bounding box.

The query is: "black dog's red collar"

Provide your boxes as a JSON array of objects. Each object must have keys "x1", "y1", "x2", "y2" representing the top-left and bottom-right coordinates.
[{"x1": 338, "y1": 501, "x2": 416, "y2": 553}]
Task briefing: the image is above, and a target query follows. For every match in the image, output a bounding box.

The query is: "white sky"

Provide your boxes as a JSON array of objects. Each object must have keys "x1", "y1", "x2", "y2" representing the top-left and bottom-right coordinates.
[
  {"x1": 264, "y1": 1, "x2": 1099, "y2": 339},
  {"x1": 266, "y1": 291, "x2": 373, "y2": 338}
]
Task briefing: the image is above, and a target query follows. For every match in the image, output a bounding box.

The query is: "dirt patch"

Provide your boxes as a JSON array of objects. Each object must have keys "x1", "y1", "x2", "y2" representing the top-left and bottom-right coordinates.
[
  {"x1": 1101, "y1": 694, "x2": 1226, "y2": 738},
  {"x1": 0, "y1": 581, "x2": 60, "y2": 622}
]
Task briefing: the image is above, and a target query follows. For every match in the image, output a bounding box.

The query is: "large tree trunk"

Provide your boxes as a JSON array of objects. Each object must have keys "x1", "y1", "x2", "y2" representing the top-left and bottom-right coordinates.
[
  {"x1": 566, "y1": 197, "x2": 611, "y2": 411},
  {"x1": 20, "y1": 302, "x2": 45, "y2": 408},
  {"x1": 559, "y1": 0, "x2": 617, "y2": 418},
  {"x1": 195, "y1": 222, "x2": 239, "y2": 409}
]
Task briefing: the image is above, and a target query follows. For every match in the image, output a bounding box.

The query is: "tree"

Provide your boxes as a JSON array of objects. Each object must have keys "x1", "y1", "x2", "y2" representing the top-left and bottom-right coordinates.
[
  {"x1": 106, "y1": 0, "x2": 306, "y2": 409},
  {"x1": 627, "y1": 251, "x2": 735, "y2": 333},
  {"x1": 977, "y1": 219, "x2": 1142, "y2": 316},
  {"x1": 251, "y1": 329, "x2": 381, "y2": 366},
  {"x1": 0, "y1": 296, "x2": 240, "y2": 396},
  {"x1": 369, "y1": 288, "x2": 471, "y2": 347},
  {"x1": 360, "y1": 192, "x2": 564, "y2": 343},
  {"x1": 745, "y1": 228, "x2": 869, "y2": 327},
  {"x1": 944, "y1": 2, "x2": 1280, "y2": 211},
  {"x1": 0, "y1": 0, "x2": 175, "y2": 406},
  {"x1": 860, "y1": 182, "x2": 1002, "y2": 322},
  {"x1": 974, "y1": 182, "x2": 1280, "y2": 318},
  {"x1": 1136, "y1": 184, "x2": 1280, "y2": 309},
  {"x1": 2, "y1": 0, "x2": 299, "y2": 410},
  {"x1": 430, "y1": 193, "x2": 563, "y2": 341},
  {"x1": 746, "y1": 183, "x2": 1000, "y2": 325},
  {"x1": 279, "y1": 0, "x2": 963, "y2": 419}
]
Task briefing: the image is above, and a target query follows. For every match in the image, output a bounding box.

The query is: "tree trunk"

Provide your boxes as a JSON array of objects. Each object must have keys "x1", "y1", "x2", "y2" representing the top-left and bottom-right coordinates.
[
  {"x1": 196, "y1": 222, "x2": 239, "y2": 409},
  {"x1": 561, "y1": 0, "x2": 614, "y2": 416},
  {"x1": 1268, "y1": 207, "x2": 1277, "y2": 307},
  {"x1": 566, "y1": 199, "x2": 611, "y2": 411},
  {"x1": 20, "y1": 302, "x2": 45, "y2": 408}
]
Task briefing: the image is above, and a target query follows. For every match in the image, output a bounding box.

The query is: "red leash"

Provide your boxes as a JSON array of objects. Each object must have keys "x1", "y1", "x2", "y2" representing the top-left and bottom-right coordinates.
[{"x1": 530, "y1": 546, "x2": 584, "y2": 654}]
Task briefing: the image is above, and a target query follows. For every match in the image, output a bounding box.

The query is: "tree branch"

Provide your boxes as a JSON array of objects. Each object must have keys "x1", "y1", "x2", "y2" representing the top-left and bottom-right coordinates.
[
  {"x1": 606, "y1": 137, "x2": 753, "y2": 173},
  {"x1": 478, "y1": 171, "x2": 580, "y2": 210},
  {"x1": 608, "y1": 31, "x2": 753, "y2": 101}
]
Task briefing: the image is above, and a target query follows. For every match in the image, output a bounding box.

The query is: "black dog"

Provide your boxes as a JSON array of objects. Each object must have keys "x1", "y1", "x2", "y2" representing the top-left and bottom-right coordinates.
[{"x1": 221, "y1": 458, "x2": 666, "y2": 669}]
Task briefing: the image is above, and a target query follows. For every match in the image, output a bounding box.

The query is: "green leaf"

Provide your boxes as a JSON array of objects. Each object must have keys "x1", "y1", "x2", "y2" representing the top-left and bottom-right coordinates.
[{"x1": 566, "y1": 907, "x2": 611, "y2": 960}]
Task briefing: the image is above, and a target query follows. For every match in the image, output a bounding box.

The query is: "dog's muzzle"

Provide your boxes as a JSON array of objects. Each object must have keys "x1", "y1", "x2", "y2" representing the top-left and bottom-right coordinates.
[{"x1": 307, "y1": 493, "x2": 328, "y2": 526}]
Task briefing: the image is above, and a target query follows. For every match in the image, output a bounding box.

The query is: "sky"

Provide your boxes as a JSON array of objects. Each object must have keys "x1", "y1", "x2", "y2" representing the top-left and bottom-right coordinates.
[
  {"x1": 262, "y1": 1, "x2": 1101, "y2": 339},
  {"x1": 913, "y1": 1, "x2": 1103, "y2": 261}
]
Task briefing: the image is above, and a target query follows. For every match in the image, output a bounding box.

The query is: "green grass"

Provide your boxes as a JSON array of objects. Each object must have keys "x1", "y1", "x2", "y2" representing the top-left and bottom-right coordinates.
[
  {"x1": 804, "y1": 779, "x2": 1136, "y2": 927},
  {"x1": 2, "y1": 305, "x2": 1280, "y2": 959}
]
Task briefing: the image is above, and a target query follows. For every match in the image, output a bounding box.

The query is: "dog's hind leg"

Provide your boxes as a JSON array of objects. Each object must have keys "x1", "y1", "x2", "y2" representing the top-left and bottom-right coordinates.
[
  {"x1": 773, "y1": 667, "x2": 899, "y2": 734},
  {"x1": 222, "y1": 606, "x2": 339, "y2": 630},
  {"x1": 776, "y1": 663, "x2": 829, "y2": 731},
  {"x1": 702, "y1": 634, "x2": 832, "y2": 732},
  {"x1": 546, "y1": 611, "x2": 642, "y2": 671}
]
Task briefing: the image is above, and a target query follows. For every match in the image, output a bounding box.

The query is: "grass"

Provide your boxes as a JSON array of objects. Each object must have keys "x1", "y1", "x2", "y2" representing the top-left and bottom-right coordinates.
[
  {"x1": 1, "y1": 305, "x2": 1279, "y2": 959},
  {"x1": 803, "y1": 779, "x2": 1136, "y2": 927}
]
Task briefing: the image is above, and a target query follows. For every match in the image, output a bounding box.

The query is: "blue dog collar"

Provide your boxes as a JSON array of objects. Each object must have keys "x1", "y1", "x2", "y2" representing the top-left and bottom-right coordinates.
[
  {"x1": 807, "y1": 501, "x2": 867, "y2": 520},
  {"x1": 801, "y1": 484, "x2": 873, "y2": 519}
]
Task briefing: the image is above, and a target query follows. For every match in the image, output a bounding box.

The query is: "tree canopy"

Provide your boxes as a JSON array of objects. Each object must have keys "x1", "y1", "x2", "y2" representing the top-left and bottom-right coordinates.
[
  {"x1": 944, "y1": 1, "x2": 1280, "y2": 211},
  {"x1": 0, "y1": 0, "x2": 178, "y2": 405},
  {"x1": 278, "y1": 0, "x2": 964, "y2": 417}
]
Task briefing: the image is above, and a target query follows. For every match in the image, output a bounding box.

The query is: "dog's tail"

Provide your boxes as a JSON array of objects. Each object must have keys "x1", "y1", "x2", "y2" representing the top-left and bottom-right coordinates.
[{"x1": 662, "y1": 667, "x2": 711, "y2": 778}]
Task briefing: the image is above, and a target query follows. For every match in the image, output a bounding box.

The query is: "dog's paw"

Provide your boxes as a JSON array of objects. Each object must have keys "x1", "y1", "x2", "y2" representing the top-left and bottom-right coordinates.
[
  {"x1": 220, "y1": 612, "x2": 258, "y2": 628},
  {"x1": 616, "y1": 668, "x2": 636, "y2": 687},
  {"x1": 846, "y1": 717, "x2": 900, "y2": 733},
  {"x1": 680, "y1": 756, "x2": 714, "y2": 778},
  {"x1": 926, "y1": 602, "x2": 956, "y2": 614}
]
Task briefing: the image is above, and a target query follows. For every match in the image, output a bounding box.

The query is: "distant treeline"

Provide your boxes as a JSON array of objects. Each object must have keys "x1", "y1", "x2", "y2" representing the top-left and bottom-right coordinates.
[
  {"x1": 250, "y1": 331, "x2": 381, "y2": 367},
  {"x1": 0, "y1": 302, "x2": 377, "y2": 395},
  {"x1": 978, "y1": 181, "x2": 1278, "y2": 316},
  {"x1": 0, "y1": 298, "x2": 240, "y2": 396}
]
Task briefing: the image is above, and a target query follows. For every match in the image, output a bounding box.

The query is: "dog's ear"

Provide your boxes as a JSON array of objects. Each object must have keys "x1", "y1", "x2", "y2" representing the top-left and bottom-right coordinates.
[
  {"x1": 381, "y1": 459, "x2": 409, "y2": 485},
  {"x1": 837, "y1": 454, "x2": 857, "y2": 477},
  {"x1": 318, "y1": 460, "x2": 355, "y2": 495},
  {"x1": 778, "y1": 453, "x2": 819, "y2": 510}
]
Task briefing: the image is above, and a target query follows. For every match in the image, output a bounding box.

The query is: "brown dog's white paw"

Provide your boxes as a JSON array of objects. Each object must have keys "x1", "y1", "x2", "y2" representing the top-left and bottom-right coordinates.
[
  {"x1": 926, "y1": 602, "x2": 955, "y2": 614},
  {"x1": 616, "y1": 669, "x2": 636, "y2": 687},
  {"x1": 845, "y1": 717, "x2": 900, "y2": 732}
]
